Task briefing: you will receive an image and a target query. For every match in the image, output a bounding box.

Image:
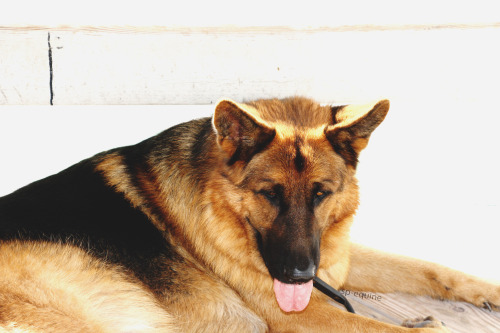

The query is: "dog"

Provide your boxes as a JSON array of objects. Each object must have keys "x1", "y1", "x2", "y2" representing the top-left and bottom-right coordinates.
[{"x1": 0, "y1": 97, "x2": 498, "y2": 332}]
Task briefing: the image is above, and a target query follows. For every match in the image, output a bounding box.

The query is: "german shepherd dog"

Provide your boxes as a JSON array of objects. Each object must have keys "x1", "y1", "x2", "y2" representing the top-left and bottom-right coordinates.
[{"x1": 0, "y1": 97, "x2": 498, "y2": 332}]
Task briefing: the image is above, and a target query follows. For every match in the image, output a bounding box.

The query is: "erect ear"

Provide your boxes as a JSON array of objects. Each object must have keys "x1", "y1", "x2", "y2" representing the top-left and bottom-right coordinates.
[
  {"x1": 325, "y1": 99, "x2": 390, "y2": 167},
  {"x1": 213, "y1": 99, "x2": 276, "y2": 164}
]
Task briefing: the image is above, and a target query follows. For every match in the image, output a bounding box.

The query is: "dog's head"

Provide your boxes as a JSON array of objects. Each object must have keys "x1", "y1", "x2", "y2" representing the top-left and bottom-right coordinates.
[{"x1": 212, "y1": 97, "x2": 389, "y2": 312}]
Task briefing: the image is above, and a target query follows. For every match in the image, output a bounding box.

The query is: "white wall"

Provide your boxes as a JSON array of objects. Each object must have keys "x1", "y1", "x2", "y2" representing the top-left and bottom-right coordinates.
[
  {"x1": 0, "y1": 1, "x2": 499, "y2": 282},
  {"x1": 2, "y1": 26, "x2": 500, "y2": 105},
  {"x1": 2, "y1": 1, "x2": 499, "y2": 27}
]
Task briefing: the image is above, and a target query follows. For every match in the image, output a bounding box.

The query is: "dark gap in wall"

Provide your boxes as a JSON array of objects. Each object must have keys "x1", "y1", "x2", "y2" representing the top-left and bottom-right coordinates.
[{"x1": 47, "y1": 32, "x2": 54, "y2": 105}]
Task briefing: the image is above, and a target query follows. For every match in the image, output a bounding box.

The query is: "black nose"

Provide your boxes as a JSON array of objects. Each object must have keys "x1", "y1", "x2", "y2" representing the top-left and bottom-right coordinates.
[{"x1": 285, "y1": 262, "x2": 317, "y2": 283}]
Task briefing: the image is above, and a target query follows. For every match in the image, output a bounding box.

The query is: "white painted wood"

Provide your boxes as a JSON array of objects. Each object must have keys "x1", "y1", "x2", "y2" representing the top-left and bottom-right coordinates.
[
  {"x1": 47, "y1": 26, "x2": 500, "y2": 105},
  {"x1": 2, "y1": 0, "x2": 499, "y2": 27},
  {"x1": 0, "y1": 30, "x2": 49, "y2": 104},
  {"x1": 1, "y1": 25, "x2": 499, "y2": 105}
]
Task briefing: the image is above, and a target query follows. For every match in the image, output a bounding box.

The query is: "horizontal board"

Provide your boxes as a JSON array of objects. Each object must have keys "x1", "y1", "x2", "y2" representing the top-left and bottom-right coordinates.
[
  {"x1": 2, "y1": 1, "x2": 500, "y2": 27},
  {"x1": 1, "y1": 25, "x2": 500, "y2": 104},
  {"x1": 0, "y1": 30, "x2": 49, "y2": 104}
]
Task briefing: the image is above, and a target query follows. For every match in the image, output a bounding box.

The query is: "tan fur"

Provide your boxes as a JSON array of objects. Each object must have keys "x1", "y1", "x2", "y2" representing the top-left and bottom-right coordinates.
[
  {"x1": 0, "y1": 242, "x2": 175, "y2": 332},
  {"x1": 344, "y1": 243, "x2": 500, "y2": 309},
  {"x1": 1, "y1": 97, "x2": 498, "y2": 332}
]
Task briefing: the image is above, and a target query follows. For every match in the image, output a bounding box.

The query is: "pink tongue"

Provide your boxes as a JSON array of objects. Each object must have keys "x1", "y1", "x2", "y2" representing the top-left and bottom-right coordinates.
[{"x1": 273, "y1": 279, "x2": 313, "y2": 312}]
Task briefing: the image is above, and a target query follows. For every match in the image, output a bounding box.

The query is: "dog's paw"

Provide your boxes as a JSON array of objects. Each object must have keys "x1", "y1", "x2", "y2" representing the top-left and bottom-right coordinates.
[
  {"x1": 402, "y1": 316, "x2": 450, "y2": 331},
  {"x1": 466, "y1": 284, "x2": 500, "y2": 312},
  {"x1": 483, "y1": 301, "x2": 500, "y2": 312}
]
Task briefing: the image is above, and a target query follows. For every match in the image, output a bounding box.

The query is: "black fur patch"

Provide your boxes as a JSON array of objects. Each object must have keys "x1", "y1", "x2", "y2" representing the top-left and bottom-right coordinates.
[
  {"x1": 328, "y1": 129, "x2": 359, "y2": 167},
  {"x1": 331, "y1": 105, "x2": 345, "y2": 124},
  {"x1": 294, "y1": 136, "x2": 306, "y2": 172},
  {"x1": 0, "y1": 151, "x2": 180, "y2": 292}
]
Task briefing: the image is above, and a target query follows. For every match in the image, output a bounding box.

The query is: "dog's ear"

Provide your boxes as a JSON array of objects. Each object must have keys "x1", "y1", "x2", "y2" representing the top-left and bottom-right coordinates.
[
  {"x1": 213, "y1": 99, "x2": 276, "y2": 164},
  {"x1": 325, "y1": 99, "x2": 390, "y2": 167}
]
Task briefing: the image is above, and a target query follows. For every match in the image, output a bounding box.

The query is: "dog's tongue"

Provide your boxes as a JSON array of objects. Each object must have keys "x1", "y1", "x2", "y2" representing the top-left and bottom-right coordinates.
[{"x1": 273, "y1": 279, "x2": 313, "y2": 312}]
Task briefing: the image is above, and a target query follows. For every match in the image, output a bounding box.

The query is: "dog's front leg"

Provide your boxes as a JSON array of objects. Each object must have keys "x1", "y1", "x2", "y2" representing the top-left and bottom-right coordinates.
[
  {"x1": 342, "y1": 243, "x2": 500, "y2": 311},
  {"x1": 265, "y1": 297, "x2": 450, "y2": 332}
]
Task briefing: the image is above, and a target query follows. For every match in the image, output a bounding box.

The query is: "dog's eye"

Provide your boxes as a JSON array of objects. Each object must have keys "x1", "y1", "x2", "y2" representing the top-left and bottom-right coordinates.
[
  {"x1": 259, "y1": 190, "x2": 279, "y2": 205},
  {"x1": 313, "y1": 190, "x2": 331, "y2": 206},
  {"x1": 262, "y1": 190, "x2": 277, "y2": 200}
]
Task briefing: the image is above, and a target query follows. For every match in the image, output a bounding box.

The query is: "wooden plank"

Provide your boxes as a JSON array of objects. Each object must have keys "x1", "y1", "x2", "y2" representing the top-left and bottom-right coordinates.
[
  {"x1": 335, "y1": 291, "x2": 500, "y2": 333},
  {"x1": 47, "y1": 26, "x2": 500, "y2": 105},
  {"x1": 1, "y1": 25, "x2": 500, "y2": 105},
  {"x1": 0, "y1": 30, "x2": 50, "y2": 104},
  {"x1": 3, "y1": 23, "x2": 500, "y2": 34},
  {"x1": 2, "y1": 1, "x2": 499, "y2": 28}
]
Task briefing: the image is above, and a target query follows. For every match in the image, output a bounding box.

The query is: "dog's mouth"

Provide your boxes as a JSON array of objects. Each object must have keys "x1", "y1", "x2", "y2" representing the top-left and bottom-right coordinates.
[
  {"x1": 273, "y1": 278, "x2": 314, "y2": 312},
  {"x1": 252, "y1": 224, "x2": 318, "y2": 312}
]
